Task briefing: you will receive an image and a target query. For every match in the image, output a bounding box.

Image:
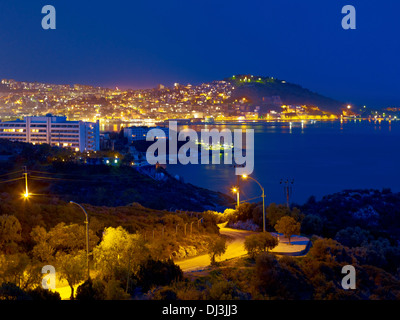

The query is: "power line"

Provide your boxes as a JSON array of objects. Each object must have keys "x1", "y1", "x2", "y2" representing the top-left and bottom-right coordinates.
[
  {"x1": 0, "y1": 170, "x2": 23, "y2": 178},
  {"x1": 228, "y1": 195, "x2": 262, "y2": 206},
  {"x1": 0, "y1": 177, "x2": 24, "y2": 184},
  {"x1": 29, "y1": 175, "x2": 92, "y2": 182}
]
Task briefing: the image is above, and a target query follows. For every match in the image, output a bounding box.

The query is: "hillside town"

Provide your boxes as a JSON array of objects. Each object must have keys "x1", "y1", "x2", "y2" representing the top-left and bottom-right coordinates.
[{"x1": 0, "y1": 75, "x2": 345, "y2": 125}]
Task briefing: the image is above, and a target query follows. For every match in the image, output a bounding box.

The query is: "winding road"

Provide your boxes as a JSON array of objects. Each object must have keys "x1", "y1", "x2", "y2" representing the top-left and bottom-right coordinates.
[
  {"x1": 55, "y1": 224, "x2": 310, "y2": 299},
  {"x1": 176, "y1": 223, "x2": 310, "y2": 272}
]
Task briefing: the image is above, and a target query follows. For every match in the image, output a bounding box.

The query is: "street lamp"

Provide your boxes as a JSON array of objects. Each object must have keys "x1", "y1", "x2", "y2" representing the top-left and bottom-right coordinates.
[
  {"x1": 69, "y1": 201, "x2": 90, "y2": 280},
  {"x1": 23, "y1": 167, "x2": 30, "y2": 199},
  {"x1": 231, "y1": 187, "x2": 240, "y2": 208},
  {"x1": 242, "y1": 174, "x2": 266, "y2": 232}
]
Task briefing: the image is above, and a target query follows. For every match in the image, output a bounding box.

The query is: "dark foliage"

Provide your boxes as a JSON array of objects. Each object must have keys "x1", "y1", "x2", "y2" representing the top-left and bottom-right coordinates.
[{"x1": 137, "y1": 259, "x2": 183, "y2": 292}]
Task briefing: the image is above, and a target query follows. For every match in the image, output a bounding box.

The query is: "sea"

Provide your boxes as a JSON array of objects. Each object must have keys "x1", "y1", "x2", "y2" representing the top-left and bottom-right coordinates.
[
  {"x1": 166, "y1": 120, "x2": 400, "y2": 206},
  {"x1": 103, "y1": 120, "x2": 400, "y2": 207}
]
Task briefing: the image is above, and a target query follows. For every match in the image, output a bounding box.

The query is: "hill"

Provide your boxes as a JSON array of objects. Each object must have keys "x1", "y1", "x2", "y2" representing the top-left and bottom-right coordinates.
[
  {"x1": 225, "y1": 75, "x2": 346, "y2": 114},
  {"x1": 0, "y1": 139, "x2": 234, "y2": 212}
]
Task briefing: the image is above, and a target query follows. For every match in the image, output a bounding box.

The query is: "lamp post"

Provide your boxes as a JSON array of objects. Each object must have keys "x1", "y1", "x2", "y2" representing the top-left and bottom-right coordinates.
[
  {"x1": 232, "y1": 187, "x2": 240, "y2": 208},
  {"x1": 23, "y1": 166, "x2": 30, "y2": 199},
  {"x1": 70, "y1": 201, "x2": 90, "y2": 280},
  {"x1": 242, "y1": 174, "x2": 266, "y2": 232}
]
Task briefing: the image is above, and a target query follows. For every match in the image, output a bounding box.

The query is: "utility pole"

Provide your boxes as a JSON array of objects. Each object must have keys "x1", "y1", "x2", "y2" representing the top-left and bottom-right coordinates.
[
  {"x1": 236, "y1": 187, "x2": 240, "y2": 208},
  {"x1": 280, "y1": 179, "x2": 294, "y2": 208},
  {"x1": 236, "y1": 173, "x2": 240, "y2": 209},
  {"x1": 233, "y1": 164, "x2": 244, "y2": 209},
  {"x1": 23, "y1": 166, "x2": 29, "y2": 198}
]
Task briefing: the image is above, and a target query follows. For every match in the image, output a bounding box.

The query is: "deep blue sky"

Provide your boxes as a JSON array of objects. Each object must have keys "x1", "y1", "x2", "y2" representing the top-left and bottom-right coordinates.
[{"x1": 0, "y1": 0, "x2": 399, "y2": 107}]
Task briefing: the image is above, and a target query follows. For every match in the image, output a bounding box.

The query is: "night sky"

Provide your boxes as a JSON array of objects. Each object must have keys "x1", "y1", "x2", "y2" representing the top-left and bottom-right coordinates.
[{"x1": 0, "y1": 0, "x2": 399, "y2": 107}]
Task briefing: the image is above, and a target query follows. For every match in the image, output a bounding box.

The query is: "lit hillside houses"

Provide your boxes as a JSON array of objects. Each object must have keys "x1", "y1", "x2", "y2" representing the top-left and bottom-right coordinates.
[{"x1": 280, "y1": 105, "x2": 338, "y2": 120}]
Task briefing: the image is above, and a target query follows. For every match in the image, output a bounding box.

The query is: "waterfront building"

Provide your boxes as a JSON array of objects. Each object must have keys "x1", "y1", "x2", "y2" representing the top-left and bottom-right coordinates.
[
  {"x1": 124, "y1": 126, "x2": 169, "y2": 144},
  {"x1": 0, "y1": 114, "x2": 100, "y2": 152}
]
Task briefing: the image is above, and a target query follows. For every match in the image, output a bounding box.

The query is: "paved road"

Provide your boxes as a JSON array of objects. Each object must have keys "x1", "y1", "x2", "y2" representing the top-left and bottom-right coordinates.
[
  {"x1": 55, "y1": 224, "x2": 310, "y2": 298},
  {"x1": 176, "y1": 223, "x2": 310, "y2": 272},
  {"x1": 176, "y1": 224, "x2": 255, "y2": 272}
]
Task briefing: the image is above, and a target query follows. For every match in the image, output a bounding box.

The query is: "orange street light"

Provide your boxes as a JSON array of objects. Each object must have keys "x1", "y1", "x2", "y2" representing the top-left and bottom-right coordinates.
[{"x1": 231, "y1": 187, "x2": 240, "y2": 208}]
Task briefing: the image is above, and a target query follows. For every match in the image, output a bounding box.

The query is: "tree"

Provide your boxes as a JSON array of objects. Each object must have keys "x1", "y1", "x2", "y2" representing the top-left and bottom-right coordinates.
[
  {"x1": 30, "y1": 226, "x2": 54, "y2": 263},
  {"x1": 76, "y1": 278, "x2": 105, "y2": 300},
  {"x1": 26, "y1": 286, "x2": 61, "y2": 300},
  {"x1": 252, "y1": 204, "x2": 264, "y2": 227},
  {"x1": 93, "y1": 226, "x2": 148, "y2": 281},
  {"x1": 254, "y1": 253, "x2": 314, "y2": 299},
  {"x1": 301, "y1": 214, "x2": 323, "y2": 236},
  {"x1": 334, "y1": 227, "x2": 373, "y2": 248},
  {"x1": 236, "y1": 203, "x2": 256, "y2": 222},
  {"x1": 137, "y1": 259, "x2": 183, "y2": 292},
  {"x1": 0, "y1": 215, "x2": 22, "y2": 254},
  {"x1": 274, "y1": 216, "x2": 300, "y2": 245},
  {"x1": 207, "y1": 237, "x2": 227, "y2": 265},
  {"x1": 266, "y1": 203, "x2": 302, "y2": 229},
  {"x1": 244, "y1": 233, "x2": 278, "y2": 258},
  {"x1": 56, "y1": 251, "x2": 86, "y2": 300},
  {"x1": 30, "y1": 223, "x2": 98, "y2": 263},
  {"x1": 0, "y1": 253, "x2": 30, "y2": 287}
]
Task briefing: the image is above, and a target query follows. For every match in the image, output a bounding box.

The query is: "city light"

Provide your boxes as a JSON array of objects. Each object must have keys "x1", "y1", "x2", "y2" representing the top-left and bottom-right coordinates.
[{"x1": 231, "y1": 187, "x2": 240, "y2": 208}]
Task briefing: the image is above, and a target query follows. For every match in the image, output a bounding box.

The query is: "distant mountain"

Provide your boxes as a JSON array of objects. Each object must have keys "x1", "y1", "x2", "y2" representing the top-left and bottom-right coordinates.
[{"x1": 225, "y1": 75, "x2": 346, "y2": 114}]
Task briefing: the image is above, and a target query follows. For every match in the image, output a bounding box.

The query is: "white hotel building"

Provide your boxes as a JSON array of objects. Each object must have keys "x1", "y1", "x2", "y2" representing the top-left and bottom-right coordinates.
[{"x1": 0, "y1": 114, "x2": 100, "y2": 152}]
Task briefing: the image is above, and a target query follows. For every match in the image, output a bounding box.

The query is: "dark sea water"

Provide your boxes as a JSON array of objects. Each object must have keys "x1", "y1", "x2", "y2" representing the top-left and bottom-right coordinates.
[{"x1": 165, "y1": 120, "x2": 400, "y2": 207}]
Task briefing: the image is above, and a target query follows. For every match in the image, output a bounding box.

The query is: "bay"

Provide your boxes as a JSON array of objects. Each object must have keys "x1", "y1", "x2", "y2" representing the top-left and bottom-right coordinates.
[{"x1": 166, "y1": 120, "x2": 400, "y2": 207}]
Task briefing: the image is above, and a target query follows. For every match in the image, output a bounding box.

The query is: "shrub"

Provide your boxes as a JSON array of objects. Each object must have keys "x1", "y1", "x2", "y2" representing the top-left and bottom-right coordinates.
[
  {"x1": 137, "y1": 259, "x2": 183, "y2": 292},
  {"x1": 244, "y1": 233, "x2": 278, "y2": 258},
  {"x1": 26, "y1": 287, "x2": 61, "y2": 300},
  {"x1": 76, "y1": 278, "x2": 106, "y2": 300}
]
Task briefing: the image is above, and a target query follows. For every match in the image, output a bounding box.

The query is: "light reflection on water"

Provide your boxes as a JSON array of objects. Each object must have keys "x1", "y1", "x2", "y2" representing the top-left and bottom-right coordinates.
[
  {"x1": 103, "y1": 120, "x2": 400, "y2": 206},
  {"x1": 167, "y1": 120, "x2": 400, "y2": 206}
]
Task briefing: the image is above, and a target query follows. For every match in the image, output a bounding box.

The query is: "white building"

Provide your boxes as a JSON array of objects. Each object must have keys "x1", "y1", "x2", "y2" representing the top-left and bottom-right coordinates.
[{"x1": 0, "y1": 114, "x2": 100, "y2": 152}]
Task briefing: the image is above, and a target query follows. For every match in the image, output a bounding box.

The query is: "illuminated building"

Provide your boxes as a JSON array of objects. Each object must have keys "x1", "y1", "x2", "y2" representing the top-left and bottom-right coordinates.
[
  {"x1": 0, "y1": 114, "x2": 100, "y2": 152},
  {"x1": 124, "y1": 126, "x2": 169, "y2": 143}
]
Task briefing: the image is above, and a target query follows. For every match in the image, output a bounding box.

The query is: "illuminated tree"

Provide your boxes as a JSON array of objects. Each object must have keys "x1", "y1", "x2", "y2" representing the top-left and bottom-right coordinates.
[
  {"x1": 56, "y1": 251, "x2": 86, "y2": 300},
  {"x1": 244, "y1": 232, "x2": 278, "y2": 258},
  {"x1": 93, "y1": 226, "x2": 147, "y2": 281},
  {"x1": 274, "y1": 216, "x2": 300, "y2": 245},
  {"x1": 207, "y1": 237, "x2": 227, "y2": 265},
  {"x1": 266, "y1": 203, "x2": 302, "y2": 229},
  {"x1": 30, "y1": 223, "x2": 98, "y2": 263},
  {"x1": 0, "y1": 253, "x2": 30, "y2": 286},
  {"x1": 0, "y1": 215, "x2": 22, "y2": 254},
  {"x1": 30, "y1": 226, "x2": 54, "y2": 263}
]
